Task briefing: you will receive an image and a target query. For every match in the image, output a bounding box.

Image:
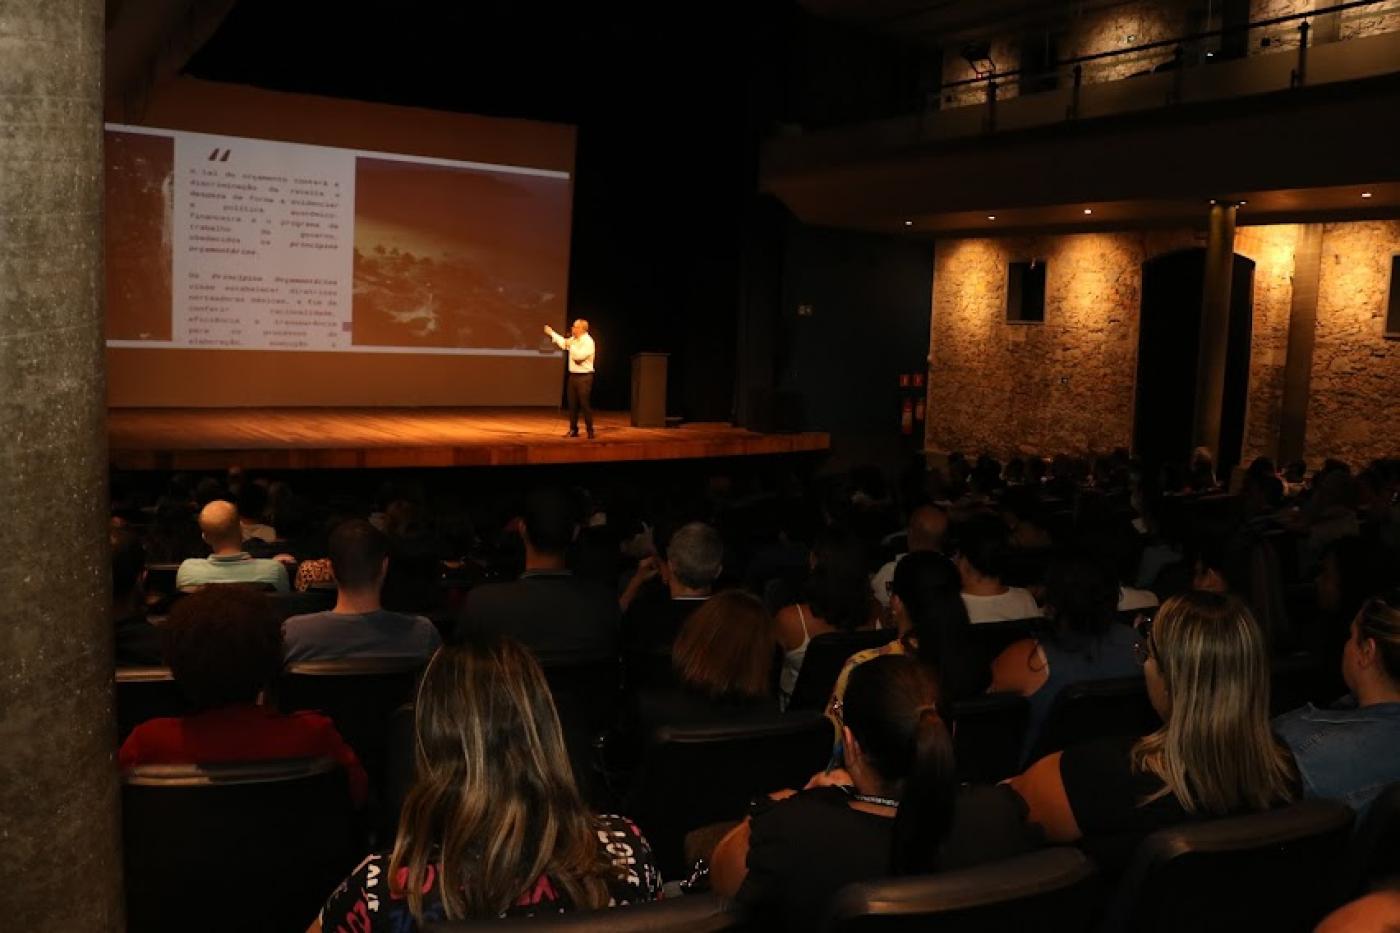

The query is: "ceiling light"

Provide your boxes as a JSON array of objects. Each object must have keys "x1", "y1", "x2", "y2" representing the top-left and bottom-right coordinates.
[
  {"x1": 1239, "y1": 200, "x2": 1247, "y2": 206},
  {"x1": 1083, "y1": 208, "x2": 1093, "y2": 215},
  {"x1": 987, "y1": 215, "x2": 997, "y2": 221},
  {"x1": 904, "y1": 220, "x2": 913, "y2": 227},
  {"x1": 1362, "y1": 192, "x2": 1374, "y2": 199}
]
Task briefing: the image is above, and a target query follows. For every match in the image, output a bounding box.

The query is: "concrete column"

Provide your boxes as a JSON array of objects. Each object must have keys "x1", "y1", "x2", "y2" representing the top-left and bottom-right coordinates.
[
  {"x1": 0, "y1": 2, "x2": 122, "y2": 931},
  {"x1": 1278, "y1": 224, "x2": 1324, "y2": 464},
  {"x1": 1194, "y1": 202, "x2": 1238, "y2": 460}
]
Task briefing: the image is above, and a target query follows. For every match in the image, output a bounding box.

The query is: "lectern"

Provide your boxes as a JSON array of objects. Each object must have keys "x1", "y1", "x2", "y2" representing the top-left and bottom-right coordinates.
[{"x1": 630, "y1": 352, "x2": 669, "y2": 427}]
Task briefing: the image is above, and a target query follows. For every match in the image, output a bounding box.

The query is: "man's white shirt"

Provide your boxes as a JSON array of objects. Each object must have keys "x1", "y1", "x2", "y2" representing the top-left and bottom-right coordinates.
[{"x1": 550, "y1": 331, "x2": 595, "y2": 373}]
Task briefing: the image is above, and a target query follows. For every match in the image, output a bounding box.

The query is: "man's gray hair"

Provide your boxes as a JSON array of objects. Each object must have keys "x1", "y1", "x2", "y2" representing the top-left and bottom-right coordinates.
[{"x1": 666, "y1": 522, "x2": 724, "y2": 590}]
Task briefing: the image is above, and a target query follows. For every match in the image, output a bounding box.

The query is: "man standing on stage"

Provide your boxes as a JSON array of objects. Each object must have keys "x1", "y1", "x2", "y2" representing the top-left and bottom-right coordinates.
[{"x1": 544, "y1": 319, "x2": 596, "y2": 438}]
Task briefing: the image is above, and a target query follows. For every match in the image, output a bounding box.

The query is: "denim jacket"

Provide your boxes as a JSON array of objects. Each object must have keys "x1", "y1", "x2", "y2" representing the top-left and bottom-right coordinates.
[{"x1": 1273, "y1": 698, "x2": 1400, "y2": 814}]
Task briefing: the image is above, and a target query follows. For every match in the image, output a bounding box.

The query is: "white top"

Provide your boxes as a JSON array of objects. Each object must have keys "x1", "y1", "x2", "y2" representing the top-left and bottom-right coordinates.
[
  {"x1": 778, "y1": 604, "x2": 813, "y2": 710},
  {"x1": 1118, "y1": 586, "x2": 1160, "y2": 612},
  {"x1": 962, "y1": 587, "x2": 1042, "y2": 624},
  {"x1": 871, "y1": 553, "x2": 906, "y2": 608},
  {"x1": 550, "y1": 330, "x2": 595, "y2": 374}
]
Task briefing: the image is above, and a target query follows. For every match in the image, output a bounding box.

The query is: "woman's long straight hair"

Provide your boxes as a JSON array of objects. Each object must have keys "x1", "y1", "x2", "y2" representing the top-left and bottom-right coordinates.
[
  {"x1": 388, "y1": 636, "x2": 614, "y2": 921},
  {"x1": 1131, "y1": 591, "x2": 1296, "y2": 814}
]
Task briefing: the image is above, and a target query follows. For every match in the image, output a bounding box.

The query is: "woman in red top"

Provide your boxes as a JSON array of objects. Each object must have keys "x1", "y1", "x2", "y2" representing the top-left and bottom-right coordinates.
[{"x1": 117, "y1": 584, "x2": 367, "y2": 806}]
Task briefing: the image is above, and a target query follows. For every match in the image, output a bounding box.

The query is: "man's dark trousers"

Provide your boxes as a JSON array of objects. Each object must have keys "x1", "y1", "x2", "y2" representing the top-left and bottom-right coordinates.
[{"x1": 568, "y1": 373, "x2": 594, "y2": 436}]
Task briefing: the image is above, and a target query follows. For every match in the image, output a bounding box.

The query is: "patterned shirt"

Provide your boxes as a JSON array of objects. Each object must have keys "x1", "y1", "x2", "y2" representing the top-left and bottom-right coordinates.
[{"x1": 319, "y1": 814, "x2": 661, "y2": 932}]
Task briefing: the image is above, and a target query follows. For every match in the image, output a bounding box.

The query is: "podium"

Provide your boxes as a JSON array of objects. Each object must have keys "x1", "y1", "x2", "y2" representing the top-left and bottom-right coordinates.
[{"x1": 630, "y1": 352, "x2": 669, "y2": 427}]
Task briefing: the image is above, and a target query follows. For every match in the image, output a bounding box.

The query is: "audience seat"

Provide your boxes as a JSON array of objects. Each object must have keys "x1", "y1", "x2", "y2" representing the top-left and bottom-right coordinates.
[
  {"x1": 115, "y1": 666, "x2": 189, "y2": 742},
  {"x1": 277, "y1": 658, "x2": 426, "y2": 799},
  {"x1": 540, "y1": 658, "x2": 623, "y2": 810},
  {"x1": 143, "y1": 562, "x2": 182, "y2": 596},
  {"x1": 1102, "y1": 799, "x2": 1355, "y2": 933},
  {"x1": 625, "y1": 712, "x2": 833, "y2": 878},
  {"x1": 949, "y1": 693, "x2": 1030, "y2": 784},
  {"x1": 123, "y1": 757, "x2": 356, "y2": 933},
  {"x1": 965, "y1": 618, "x2": 1042, "y2": 668},
  {"x1": 822, "y1": 847, "x2": 1100, "y2": 932},
  {"x1": 1028, "y1": 676, "x2": 1158, "y2": 763},
  {"x1": 787, "y1": 629, "x2": 897, "y2": 712},
  {"x1": 1343, "y1": 781, "x2": 1400, "y2": 897},
  {"x1": 423, "y1": 893, "x2": 744, "y2": 931},
  {"x1": 1270, "y1": 651, "x2": 1328, "y2": 716},
  {"x1": 265, "y1": 586, "x2": 335, "y2": 621}
]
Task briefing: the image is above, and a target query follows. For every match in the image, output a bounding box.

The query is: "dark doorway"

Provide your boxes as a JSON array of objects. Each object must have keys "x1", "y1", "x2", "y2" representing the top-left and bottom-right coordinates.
[{"x1": 1134, "y1": 248, "x2": 1255, "y2": 477}]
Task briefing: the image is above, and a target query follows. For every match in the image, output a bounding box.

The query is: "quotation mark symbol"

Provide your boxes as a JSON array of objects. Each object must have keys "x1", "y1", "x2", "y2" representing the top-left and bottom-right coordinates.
[{"x1": 207, "y1": 148, "x2": 232, "y2": 161}]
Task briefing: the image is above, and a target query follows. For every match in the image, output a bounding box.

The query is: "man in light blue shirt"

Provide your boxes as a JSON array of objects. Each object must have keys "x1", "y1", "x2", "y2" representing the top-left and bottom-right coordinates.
[
  {"x1": 1275, "y1": 591, "x2": 1400, "y2": 813},
  {"x1": 283, "y1": 519, "x2": 440, "y2": 662},
  {"x1": 176, "y1": 500, "x2": 289, "y2": 592}
]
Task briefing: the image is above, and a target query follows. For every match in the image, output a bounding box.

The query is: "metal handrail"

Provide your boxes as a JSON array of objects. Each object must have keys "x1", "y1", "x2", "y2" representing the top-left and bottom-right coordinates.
[{"x1": 939, "y1": 0, "x2": 1392, "y2": 91}]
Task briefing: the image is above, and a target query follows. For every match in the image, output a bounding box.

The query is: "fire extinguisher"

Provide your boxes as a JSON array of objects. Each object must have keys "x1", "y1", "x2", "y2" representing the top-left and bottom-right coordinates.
[{"x1": 901, "y1": 398, "x2": 914, "y2": 435}]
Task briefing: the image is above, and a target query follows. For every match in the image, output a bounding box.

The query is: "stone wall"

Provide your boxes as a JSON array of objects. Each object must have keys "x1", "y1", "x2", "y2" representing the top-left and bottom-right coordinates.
[
  {"x1": 940, "y1": 36, "x2": 1021, "y2": 107},
  {"x1": 1307, "y1": 220, "x2": 1400, "y2": 465},
  {"x1": 926, "y1": 229, "x2": 1195, "y2": 456},
  {"x1": 927, "y1": 221, "x2": 1400, "y2": 466},
  {"x1": 1058, "y1": 0, "x2": 1190, "y2": 83}
]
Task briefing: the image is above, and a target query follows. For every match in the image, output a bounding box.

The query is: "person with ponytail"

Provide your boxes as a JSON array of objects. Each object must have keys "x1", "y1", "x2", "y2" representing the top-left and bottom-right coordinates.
[
  {"x1": 711, "y1": 654, "x2": 1038, "y2": 932},
  {"x1": 312, "y1": 635, "x2": 661, "y2": 931},
  {"x1": 826, "y1": 551, "x2": 987, "y2": 731}
]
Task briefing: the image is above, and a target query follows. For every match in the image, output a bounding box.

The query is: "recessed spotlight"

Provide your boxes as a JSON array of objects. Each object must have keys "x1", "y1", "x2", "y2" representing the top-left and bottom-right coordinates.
[
  {"x1": 1083, "y1": 208, "x2": 1093, "y2": 215},
  {"x1": 1239, "y1": 200, "x2": 1247, "y2": 206},
  {"x1": 1205, "y1": 51, "x2": 1215, "y2": 58},
  {"x1": 904, "y1": 220, "x2": 913, "y2": 226},
  {"x1": 1362, "y1": 192, "x2": 1374, "y2": 199},
  {"x1": 1209, "y1": 199, "x2": 1217, "y2": 205},
  {"x1": 987, "y1": 215, "x2": 997, "y2": 221}
]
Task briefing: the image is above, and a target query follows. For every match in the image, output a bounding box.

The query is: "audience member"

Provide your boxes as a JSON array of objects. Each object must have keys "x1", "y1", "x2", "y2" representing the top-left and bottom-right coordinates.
[
  {"x1": 950, "y1": 513, "x2": 1042, "y2": 623},
  {"x1": 637, "y1": 590, "x2": 775, "y2": 730},
  {"x1": 282, "y1": 519, "x2": 440, "y2": 662},
  {"x1": 990, "y1": 552, "x2": 1141, "y2": 761},
  {"x1": 454, "y1": 487, "x2": 618, "y2": 665},
  {"x1": 1316, "y1": 887, "x2": 1400, "y2": 933},
  {"x1": 175, "y1": 500, "x2": 289, "y2": 592},
  {"x1": 775, "y1": 527, "x2": 879, "y2": 708},
  {"x1": 1274, "y1": 591, "x2": 1400, "y2": 813},
  {"x1": 870, "y1": 504, "x2": 949, "y2": 609},
  {"x1": 830, "y1": 551, "x2": 984, "y2": 727},
  {"x1": 314, "y1": 635, "x2": 660, "y2": 930},
  {"x1": 118, "y1": 585, "x2": 366, "y2": 806},
  {"x1": 710, "y1": 654, "x2": 1038, "y2": 932},
  {"x1": 1009, "y1": 591, "x2": 1297, "y2": 866},
  {"x1": 111, "y1": 526, "x2": 163, "y2": 666},
  {"x1": 620, "y1": 521, "x2": 723, "y2": 661},
  {"x1": 1192, "y1": 530, "x2": 1292, "y2": 653},
  {"x1": 380, "y1": 498, "x2": 446, "y2": 612},
  {"x1": 237, "y1": 482, "x2": 277, "y2": 543}
]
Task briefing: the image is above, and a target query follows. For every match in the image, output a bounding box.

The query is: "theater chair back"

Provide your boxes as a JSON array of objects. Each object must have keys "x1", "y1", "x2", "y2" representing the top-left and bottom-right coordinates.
[
  {"x1": 1028, "y1": 676, "x2": 1158, "y2": 763},
  {"x1": 278, "y1": 658, "x2": 427, "y2": 796},
  {"x1": 540, "y1": 657, "x2": 623, "y2": 809},
  {"x1": 122, "y1": 757, "x2": 355, "y2": 933},
  {"x1": 1102, "y1": 799, "x2": 1354, "y2": 933},
  {"x1": 1343, "y1": 781, "x2": 1400, "y2": 898},
  {"x1": 949, "y1": 693, "x2": 1030, "y2": 783},
  {"x1": 787, "y1": 629, "x2": 897, "y2": 712},
  {"x1": 965, "y1": 618, "x2": 1042, "y2": 667},
  {"x1": 115, "y1": 666, "x2": 189, "y2": 742},
  {"x1": 423, "y1": 893, "x2": 744, "y2": 931},
  {"x1": 626, "y1": 713, "x2": 833, "y2": 878},
  {"x1": 823, "y1": 848, "x2": 1100, "y2": 932}
]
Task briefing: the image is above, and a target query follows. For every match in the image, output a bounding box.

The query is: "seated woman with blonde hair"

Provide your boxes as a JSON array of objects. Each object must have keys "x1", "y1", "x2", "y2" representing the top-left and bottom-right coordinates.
[
  {"x1": 313, "y1": 635, "x2": 661, "y2": 931},
  {"x1": 1008, "y1": 590, "x2": 1299, "y2": 865}
]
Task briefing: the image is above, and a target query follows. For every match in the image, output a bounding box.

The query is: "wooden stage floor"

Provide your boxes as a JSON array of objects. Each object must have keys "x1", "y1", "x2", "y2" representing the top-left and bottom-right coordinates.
[{"x1": 108, "y1": 408, "x2": 830, "y2": 470}]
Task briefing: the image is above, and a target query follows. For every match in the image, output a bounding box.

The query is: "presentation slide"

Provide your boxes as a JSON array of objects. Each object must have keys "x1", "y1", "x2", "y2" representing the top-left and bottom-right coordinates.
[
  {"x1": 103, "y1": 81, "x2": 578, "y2": 409},
  {"x1": 105, "y1": 124, "x2": 570, "y2": 356}
]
